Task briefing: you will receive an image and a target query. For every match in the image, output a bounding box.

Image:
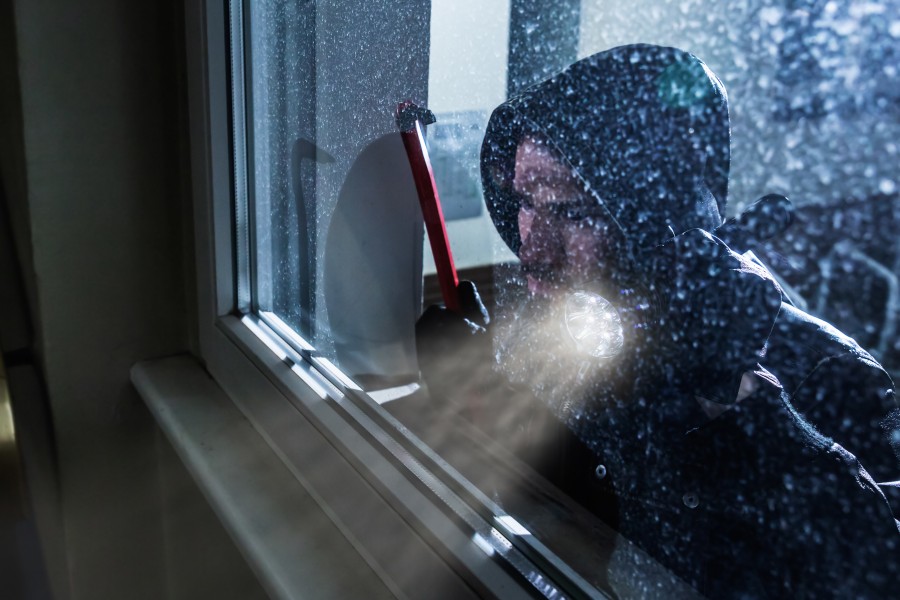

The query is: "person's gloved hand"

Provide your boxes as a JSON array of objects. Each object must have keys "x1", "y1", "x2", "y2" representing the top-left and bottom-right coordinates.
[
  {"x1": 415, "y1": 280, "x2": 493, "y2": 406},
  {"x1": 640, "y1": 229, "x2": 783, "y2": 400}
]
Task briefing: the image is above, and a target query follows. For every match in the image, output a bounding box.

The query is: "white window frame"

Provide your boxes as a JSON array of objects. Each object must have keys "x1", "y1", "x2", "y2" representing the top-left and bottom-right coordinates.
[{"x1": 167, "y1": 1, "x2": 607, "y2": 598}]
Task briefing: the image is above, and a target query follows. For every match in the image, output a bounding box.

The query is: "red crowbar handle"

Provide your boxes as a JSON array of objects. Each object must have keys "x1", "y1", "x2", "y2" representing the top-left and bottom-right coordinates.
[{"x1": 396, "y1": 101, "x2": 462, "y2": 313}]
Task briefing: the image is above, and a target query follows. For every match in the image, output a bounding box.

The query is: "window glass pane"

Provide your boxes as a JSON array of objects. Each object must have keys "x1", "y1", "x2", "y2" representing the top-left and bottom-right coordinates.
[
  {"x1": 245, "y1": 1, "x2": 429, "y2": 383},
  {"x1": 246, "y1": 1, "x2": 317, "y2": 336},
  {"x1": 240, "y1": 0, "x2": 900, "y2": 596},
  {"x1": 578, "y1": 0, "x2": 898, "y2": 218},
  {"x1": 416, "y1": 1, "x2": 898, "y2": 597},
  {"x1": 424, "y1": 0, "x2": 517, "y2": 276}
]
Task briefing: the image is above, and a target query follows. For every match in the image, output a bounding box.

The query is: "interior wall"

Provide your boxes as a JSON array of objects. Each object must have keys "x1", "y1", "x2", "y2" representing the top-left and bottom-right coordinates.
[
  {"x1": 1, "y1": 0, "x2": 261, "y2": 598},
  {"x1": 0, "y1": 1, "x2": 64, "y2": 598},
  {"x1": 0, "y1": 0, "x2": 36, "y2": 328}
]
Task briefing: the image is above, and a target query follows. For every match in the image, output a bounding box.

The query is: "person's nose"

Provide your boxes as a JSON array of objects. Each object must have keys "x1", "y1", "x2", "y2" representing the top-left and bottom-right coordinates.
[{"x1": 519, "y1": 212, "x2": 564, "y2": 266}]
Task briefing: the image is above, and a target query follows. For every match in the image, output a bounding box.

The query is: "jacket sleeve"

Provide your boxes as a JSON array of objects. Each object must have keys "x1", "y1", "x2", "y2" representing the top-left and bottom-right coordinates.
[
  {"x1": 763, "y1": 304, "x2": 900, "y2": 493},
  {"x1": 671, "y1": 374, "x2": 900, "y2": 599},
  {"x1": 647, "y1": 229, "x2": 783, "y2": 399},
  {"x1": 798, "y1": 352, "x2": 900, "y2": 489},
  {"x1": 767, "y1": 441, "x2": 900, "y2": 599}
]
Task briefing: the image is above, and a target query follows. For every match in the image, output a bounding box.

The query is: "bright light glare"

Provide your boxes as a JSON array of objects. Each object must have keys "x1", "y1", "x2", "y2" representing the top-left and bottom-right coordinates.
[
  {"x1": 241, "y1": 315, "x2": 289, "y2": 362},
  {"x1": 313, "y1": 358, "x2": 363, "y2": 391},
  {"x1": 564, "y1": 291, "x2": 625, "y2": 358},
  {"x1": 368, "y1": 383, "x2": 421, "y2": 405},
  {"x1": 495, "y1": 515, "x2": 531, "y2": 537},
  {"x1": 258, "y1": 311, "x2": 315, "y2": 352},
  {"x1": 0, "y1": 360, "x2": 15, "y2": 450},
  {"x1": 472, "y1": 532, "x2": 495, "y2": 556}
]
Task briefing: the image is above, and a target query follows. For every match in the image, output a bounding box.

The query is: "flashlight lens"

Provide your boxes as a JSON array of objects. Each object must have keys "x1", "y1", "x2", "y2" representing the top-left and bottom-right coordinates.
[{"x1": 565, "y1": 291, "x2": 625, "y2": 358}]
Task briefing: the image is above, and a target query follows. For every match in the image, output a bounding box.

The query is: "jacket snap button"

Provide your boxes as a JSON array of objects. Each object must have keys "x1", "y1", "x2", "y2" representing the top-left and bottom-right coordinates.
[
  {"x1": 594, "y1": 464, "x2": 607, "y2": 480},
  {"x1": 682, "y1": 492, "x2": 700, "y2": 509}
]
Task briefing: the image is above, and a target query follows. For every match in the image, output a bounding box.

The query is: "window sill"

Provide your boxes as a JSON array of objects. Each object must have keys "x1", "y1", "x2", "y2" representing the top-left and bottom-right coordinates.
[
  {"x1": 131, "y1": 354, "x2": 395, "y2": 600},
  {"x1": 131, "y1": 338, "x2": 538, "y2": 599}
]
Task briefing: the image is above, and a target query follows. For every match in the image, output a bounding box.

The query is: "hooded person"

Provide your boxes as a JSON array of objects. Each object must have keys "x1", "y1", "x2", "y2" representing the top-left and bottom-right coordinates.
[
  {"x1": 479, "y1": 42, "x2": 900, "y2": 494},
  {"x1": 417, "y1": 44, "x2": 900, "y2": 597}
]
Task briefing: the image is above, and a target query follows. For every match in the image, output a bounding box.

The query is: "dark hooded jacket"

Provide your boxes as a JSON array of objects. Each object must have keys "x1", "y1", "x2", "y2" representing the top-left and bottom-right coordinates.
[{"x1": 474, "y1": 44, "x2": 900, "y2": 598}]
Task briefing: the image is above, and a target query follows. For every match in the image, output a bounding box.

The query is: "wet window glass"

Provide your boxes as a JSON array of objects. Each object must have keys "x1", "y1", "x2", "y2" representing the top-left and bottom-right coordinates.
[
  {"x1": 243, "y1": 1, "x2": 429, "y2": 384},
  {"x1": 237, "y1": 0, "x2": 900, "y2": 597}
]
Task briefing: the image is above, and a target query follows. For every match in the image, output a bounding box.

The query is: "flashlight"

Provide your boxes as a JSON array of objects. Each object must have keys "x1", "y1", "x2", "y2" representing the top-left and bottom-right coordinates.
[{"x1": 564, "y1": 290, "x2": 626, "y2": 359}]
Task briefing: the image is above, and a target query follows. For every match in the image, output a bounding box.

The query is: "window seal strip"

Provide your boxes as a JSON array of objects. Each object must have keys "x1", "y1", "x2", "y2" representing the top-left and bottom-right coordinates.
[{"x1": 228, "y1": 0, "x2": 252, "y2": 313}]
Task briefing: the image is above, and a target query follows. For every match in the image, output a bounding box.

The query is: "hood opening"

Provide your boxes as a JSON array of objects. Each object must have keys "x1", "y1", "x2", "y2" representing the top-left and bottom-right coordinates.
[{"x1": 481, "y1": 44, "x2": 729, "y2": 259}]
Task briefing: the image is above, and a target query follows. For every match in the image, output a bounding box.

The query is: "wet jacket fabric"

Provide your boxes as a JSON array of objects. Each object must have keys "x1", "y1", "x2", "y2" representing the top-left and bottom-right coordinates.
[
  {"x1": 765, "y1": 304, "x2": 900, "y2": 492},
  {"x1": 479, "y1": 262, "x2": 900, "y2": 597},
  {"x1": 473, "y1": 43, "x2": 900, "y2": 597},
  {"x1": 517, "y1": 357, "x2": 900, "y2": 599}
]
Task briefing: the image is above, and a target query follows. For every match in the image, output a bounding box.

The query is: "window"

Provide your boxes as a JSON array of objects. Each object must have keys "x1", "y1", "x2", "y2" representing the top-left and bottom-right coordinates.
[{"x1": 190, "y1": 0, "x2": 899, "y2": 597}]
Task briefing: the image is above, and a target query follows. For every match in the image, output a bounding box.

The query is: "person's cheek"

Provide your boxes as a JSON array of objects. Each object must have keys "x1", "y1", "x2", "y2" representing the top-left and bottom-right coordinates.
[
  {"x1": 518, "y1": 208, "x2": 535, "y2": 244},
  {"x1": 563, "y1": 226, "x2": 601, "y2": 276}
]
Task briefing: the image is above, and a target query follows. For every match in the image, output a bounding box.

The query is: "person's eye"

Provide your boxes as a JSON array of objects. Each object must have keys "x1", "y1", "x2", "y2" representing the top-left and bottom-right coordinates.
[
  {"x1": 566, "y1": 207, "x2": 588, "y2": 221},
  {"x1": 514, "y1": 191, "x2": 534, "y2": 211},
  {"x1": 552, "y1": 203, "x2": 588, "y2": 221}
]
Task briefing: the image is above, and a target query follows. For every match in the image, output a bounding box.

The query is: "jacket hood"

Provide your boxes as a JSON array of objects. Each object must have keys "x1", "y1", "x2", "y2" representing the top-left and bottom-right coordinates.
[{"x1": 481, "y1": 44, "x2": 730, "y2": 257}]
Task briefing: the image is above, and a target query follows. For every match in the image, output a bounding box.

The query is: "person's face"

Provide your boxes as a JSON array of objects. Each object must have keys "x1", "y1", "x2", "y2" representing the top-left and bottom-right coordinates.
[{"x1": 513, "y1": 137, "x2": 613, "y2": 297}]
